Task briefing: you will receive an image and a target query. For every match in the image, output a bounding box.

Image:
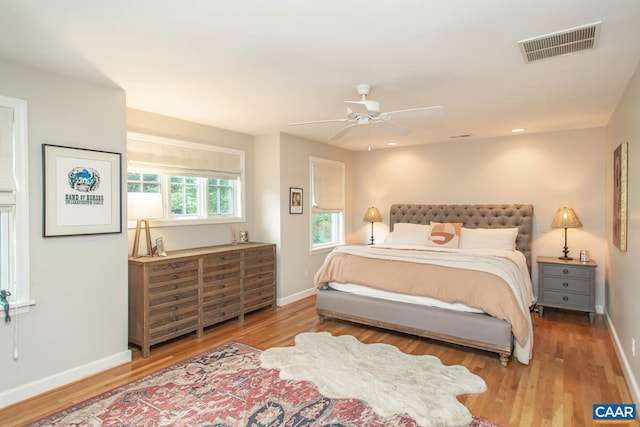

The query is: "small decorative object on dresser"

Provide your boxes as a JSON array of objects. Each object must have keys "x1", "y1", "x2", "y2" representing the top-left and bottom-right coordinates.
[{"x1": 537, "y1": 256, "x2": 597, "y2": 324}]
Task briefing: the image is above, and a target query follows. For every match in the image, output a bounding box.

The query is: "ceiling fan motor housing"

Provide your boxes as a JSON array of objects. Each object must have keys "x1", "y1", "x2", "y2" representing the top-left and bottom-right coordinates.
[{"x1": 346, "y1": 100, "x2": 381, "y2": 118}]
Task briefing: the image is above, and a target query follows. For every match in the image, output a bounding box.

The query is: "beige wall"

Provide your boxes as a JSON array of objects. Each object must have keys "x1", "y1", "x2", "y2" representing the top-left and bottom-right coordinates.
[
  {"x1": 126, "y1": 109, "x2": 255, "y2": 252},
  {"x1": 253, "y1": 132, "x2": 354, "y2": 305},
  {"x1": 352, "y1": 128, "x2": 607, "y2": 304},
  {"x1": 605, "y1": 60, "x2": 640, "y2": 404},
  {"x1": 0, "y1": 59, "x2": 129, "y2": 406}
]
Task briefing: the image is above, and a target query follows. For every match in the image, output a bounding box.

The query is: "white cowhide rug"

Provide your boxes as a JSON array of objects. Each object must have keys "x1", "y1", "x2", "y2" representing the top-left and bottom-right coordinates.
[{"x1": 260, "y1": 332, "x2": 487, "y2": 427}]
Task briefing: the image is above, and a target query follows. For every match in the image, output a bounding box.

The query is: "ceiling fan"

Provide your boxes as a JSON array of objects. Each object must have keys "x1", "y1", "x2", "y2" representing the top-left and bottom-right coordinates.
[{"x1": 288, "y1": 84, "x2": 444, "y2": 141}]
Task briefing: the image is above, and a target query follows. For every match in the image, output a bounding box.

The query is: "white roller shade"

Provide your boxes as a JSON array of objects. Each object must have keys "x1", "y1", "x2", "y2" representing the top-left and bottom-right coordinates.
[
  {"x1": 0, "y1": 106, "x2": 15, "y2": 205},
  {"x1": 127, "y1": 133, "x2": 243, "y2": 178},
  {"x1": 312, "y1": 158, "x2": 344, "y2": 212}
]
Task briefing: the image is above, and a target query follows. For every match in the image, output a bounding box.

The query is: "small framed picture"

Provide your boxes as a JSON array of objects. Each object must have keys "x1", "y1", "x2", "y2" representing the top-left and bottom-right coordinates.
[
  {"x1": 289, "y1": 187, "x2": 303, "y2": 214},
  {"x1": 155, "y1": 237, "x2": 167, "y2": 257}
]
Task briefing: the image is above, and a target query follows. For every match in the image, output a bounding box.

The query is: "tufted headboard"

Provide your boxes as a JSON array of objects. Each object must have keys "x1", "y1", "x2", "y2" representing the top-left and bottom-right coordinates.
[{"x1": 389, "y1": 204, "x2": 534, "y2": 270}]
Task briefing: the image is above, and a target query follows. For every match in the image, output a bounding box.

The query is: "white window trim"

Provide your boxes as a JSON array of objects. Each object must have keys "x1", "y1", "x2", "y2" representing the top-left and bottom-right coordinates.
[
  {"x1": 309, "y1": 156, "x2": 345, "y2": 254},
  {"x1": 126, "y1": 132, "x2": 246, "y2": 228},
  {"x1": 0, "y1": 95, "x2": 33, "y2": 312}
]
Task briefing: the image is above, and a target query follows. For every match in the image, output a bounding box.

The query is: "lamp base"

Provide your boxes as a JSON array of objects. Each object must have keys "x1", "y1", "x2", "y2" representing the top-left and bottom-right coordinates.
[
  {"x1": 131, "y1": 219, "x2": 153, "y2": 258},
  {"x1": 558, "y1": 256, "x2": 574, "y2": 261}
]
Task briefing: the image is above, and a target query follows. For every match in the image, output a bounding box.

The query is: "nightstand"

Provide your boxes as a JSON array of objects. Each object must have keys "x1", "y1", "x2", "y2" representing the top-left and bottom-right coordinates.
[{"x1": 537, "y1": 256, "x2": 597, "y2": 324}]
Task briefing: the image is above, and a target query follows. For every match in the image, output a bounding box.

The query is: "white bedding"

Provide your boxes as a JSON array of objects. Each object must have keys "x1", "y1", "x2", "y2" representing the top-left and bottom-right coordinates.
[{"x1": 328, "y1": 282, "x2": 484, "y2": 313}]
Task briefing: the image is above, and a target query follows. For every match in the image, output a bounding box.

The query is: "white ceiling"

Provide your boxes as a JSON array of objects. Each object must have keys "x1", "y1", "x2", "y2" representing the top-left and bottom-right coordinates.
[{"x1": 1, "y1": 1, "x2": 639, "y2": 151}]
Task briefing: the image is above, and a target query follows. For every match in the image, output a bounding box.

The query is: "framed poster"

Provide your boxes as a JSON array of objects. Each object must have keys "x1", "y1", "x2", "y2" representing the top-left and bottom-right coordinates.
[
  {"x1": 43, "y1": 144, "x2": 122, "y2": 237},
  {"x1": 613, "y1": 142, "x2": 628, "y2": 252},
  {"x1": 289, "y1": 187, "x2": 303, "y2": 214}
]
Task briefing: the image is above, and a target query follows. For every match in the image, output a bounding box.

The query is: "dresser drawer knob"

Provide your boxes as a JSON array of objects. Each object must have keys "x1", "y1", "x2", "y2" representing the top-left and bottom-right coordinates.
[
  {"x1": 172, "y1": 284, "x2": 179, "y2": 289},
  {"x1": 562, "y1": 282, "x2": 569, "y2": 287},
  {"x1": 220, "y1": 293, "x2": 225, "y2": 298},
  {"x1": 562, "y1": 296, "x2": 569, "y2": 301},
  {"x1": 563, "y1": 269, "x2": 569, "y2": 274},
  {"x1": 172, "y1": 296, "x2": 179, "y2": 301},
  {"x1": 172, "y1": 275, "x2": 179, "y2": 280},
  {"x1": 170, "y1": 263, "x2": 179, "y2": 269},
  {"x1": 172, "y1": 306, "x2": 179, "y2": 311}
]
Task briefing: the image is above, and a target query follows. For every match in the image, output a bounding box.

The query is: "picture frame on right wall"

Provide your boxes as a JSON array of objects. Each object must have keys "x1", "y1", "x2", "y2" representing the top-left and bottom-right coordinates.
[
  {"x1": 613, "y1": 141, "x2": 628, "y2": 252},
  {"x1": 289, "y1": 187, "x2": 303, "y2": 214}
]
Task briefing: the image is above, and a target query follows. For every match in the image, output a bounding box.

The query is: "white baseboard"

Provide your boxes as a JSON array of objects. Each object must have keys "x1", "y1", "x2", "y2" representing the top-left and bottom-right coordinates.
[
  {"x1": 277, "y1": 287, "x2": 317, "y2": 306},
  {"x1": 604, "y1": 309, "x2": 640, "y2": 406},
  {"x1": 0, "y1": 349, "x2": 132, "y2": 409}
]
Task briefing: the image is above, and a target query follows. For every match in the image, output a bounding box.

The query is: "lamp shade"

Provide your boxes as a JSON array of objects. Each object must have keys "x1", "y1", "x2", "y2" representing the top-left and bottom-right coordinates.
[
  {"x1": 128, "y1": 192, "x2": 163, "y2": 220},
  {"x1": 551, "y1": 207, "x2": 582, "y2": 229},
  {"x1": 363, "y1": 206, "x2": 382, "y2": 223}
]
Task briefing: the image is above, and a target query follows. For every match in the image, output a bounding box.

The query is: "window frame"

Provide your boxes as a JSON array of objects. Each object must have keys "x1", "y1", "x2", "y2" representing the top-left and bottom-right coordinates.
[
  {"x1": 309, "y1": 157, "x2": 345, "y2": 253},
  {"x1": 126, "y1": 133, "x2": 245, "y2": 228},
  {"x1": 0, "y1": 95, "x2": 32, "y2": 312}
]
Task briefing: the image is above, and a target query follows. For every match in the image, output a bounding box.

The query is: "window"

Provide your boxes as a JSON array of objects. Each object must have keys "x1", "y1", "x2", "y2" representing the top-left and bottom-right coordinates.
[
  {"x1": 126, "y1": 133, "x2": 245, "y2": 224},
  {"x1": 310, "y1": 157, "x2": 345, "y2": 251},
  {"x1": 0, "y1": 96, "x2": 31, "y2": 311}
]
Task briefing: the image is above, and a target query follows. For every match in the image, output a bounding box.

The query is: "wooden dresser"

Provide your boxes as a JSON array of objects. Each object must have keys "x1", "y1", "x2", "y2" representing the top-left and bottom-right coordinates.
[{"x1": 128, "y1": 242, "x2": 276, "y2": 357}]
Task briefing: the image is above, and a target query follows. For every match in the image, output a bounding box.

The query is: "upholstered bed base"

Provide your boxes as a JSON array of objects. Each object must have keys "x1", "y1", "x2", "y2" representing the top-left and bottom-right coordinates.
[
  {"x1": 315, "y1": 203, "x2": 533, "y2": 367},
  {"x1": 316, "y1": 289, "x2": 513, "y2": 365}
]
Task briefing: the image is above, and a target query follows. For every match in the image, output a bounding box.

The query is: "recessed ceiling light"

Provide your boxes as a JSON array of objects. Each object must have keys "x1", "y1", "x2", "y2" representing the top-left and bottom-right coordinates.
[
  {"x1": 512, "y1": 128, "x2": 526, "y2": 133},
  {"x1": 387, "y1": 141, "x2": 398, "y2": 146}
]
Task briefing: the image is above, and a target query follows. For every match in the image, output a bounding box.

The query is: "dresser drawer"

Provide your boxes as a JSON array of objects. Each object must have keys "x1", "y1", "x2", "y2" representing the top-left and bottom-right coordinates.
[
  {"x1": 202, "y1": 297, "x2": 241, "y2": 326},
  {"x1": 148, "y1": 264, "x2": 199, "y2": 286},
  {"x1": 149, "y1": 280, "x2": 198, "y2": 298},
  {"x1": 203, "y1": 254, "x2": 242, "y2": 276},
  {"x1": 541, "y1": 264, "x2": 591, "y2": 279},
  {"x1": 542, "y1": 290, "x2": 591, "y2": 308},
  {"x1": 202, "y1": 270, "x2": 241, "y2": 288},
  {"x1": 542, "y1": 276, "x2": 590, "y2": 294},
  {"x1": 149, "y1": 286, "x2": 199, "y2": 310},
  {"x1": 244, "y1": 288, "x2": 274, "y2": 312},
  {"x1": 149, "y1": 315, "x2": 199, "y2": 343},
  {"x1": 244, "y1": 249, "x2": 275, "y2": 267}
]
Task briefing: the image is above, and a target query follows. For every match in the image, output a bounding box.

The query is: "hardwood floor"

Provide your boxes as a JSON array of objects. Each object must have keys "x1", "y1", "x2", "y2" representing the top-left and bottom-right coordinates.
[{"x1": 1, "y1": 295, "x2": 637, "y2": 426}]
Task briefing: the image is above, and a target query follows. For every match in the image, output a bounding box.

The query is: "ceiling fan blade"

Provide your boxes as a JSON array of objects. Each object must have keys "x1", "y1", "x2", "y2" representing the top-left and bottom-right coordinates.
[
  {"x1": 380, "y1": 106, "x2": 444, "y2": 120},
  {"x1": 328, "y1": 123, "x2": 358, "y2": 141},
  {"x1": 374, "y1": 121, "x2": 413, "y2": 136},
  {"x1": 344, "y1": 101, "x2": 370, "y2": 116},
  {"x1": 288, "y1": 118, "x2": 349, "y2": 126}
]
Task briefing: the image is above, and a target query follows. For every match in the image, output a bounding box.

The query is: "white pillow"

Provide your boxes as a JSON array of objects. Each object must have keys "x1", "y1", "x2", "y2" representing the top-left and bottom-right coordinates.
[
  {"x1": 390, "y1": 223, "x2": 431, "y2": 245},
  {"x1": 459, "y1": 227, "x2": 519, "y2": 250}
]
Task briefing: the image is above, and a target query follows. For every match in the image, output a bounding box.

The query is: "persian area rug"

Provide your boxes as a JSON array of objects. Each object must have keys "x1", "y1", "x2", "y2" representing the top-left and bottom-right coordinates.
[
  {"x1": 260, "y1": 332, "x2": 488, "y2": 427},
  {"x1": 30, "y1": 339, "x2": 497, "y2": 427}
]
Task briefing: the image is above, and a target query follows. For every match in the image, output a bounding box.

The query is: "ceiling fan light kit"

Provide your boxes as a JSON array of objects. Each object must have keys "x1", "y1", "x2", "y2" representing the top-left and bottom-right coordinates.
[{"x1": 288, "y1": 84, "x2": 444, "y2": 142}]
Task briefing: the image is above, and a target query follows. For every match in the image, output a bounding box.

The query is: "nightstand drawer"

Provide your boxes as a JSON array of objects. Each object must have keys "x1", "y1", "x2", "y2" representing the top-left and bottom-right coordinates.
[
  {"x1": 543, "y1": 290, "x2": 591, "y2": 308},
  {"x1": 542, "y1": 276, "x2": 590, "y2": 294},
  {"x1": 541, "y1": 264, "x2": 591, "y2": 279}
]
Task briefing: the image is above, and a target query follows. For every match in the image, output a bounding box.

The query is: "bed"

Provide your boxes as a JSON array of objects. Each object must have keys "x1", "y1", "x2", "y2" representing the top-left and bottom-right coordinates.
[{"x1": 314, "y1": 204, "x2": 535, "y2": 366}]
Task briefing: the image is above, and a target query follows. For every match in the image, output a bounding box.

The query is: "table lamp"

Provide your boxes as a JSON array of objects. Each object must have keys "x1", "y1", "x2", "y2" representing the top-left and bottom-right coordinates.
[
  {"x1": 551, "y1": 206, "x2": 582, "y2": 260},
  {"x1": 363, "y1": 206, "x2": 382, "y2": 245},
  {"x1": 128, "y1": 192, "x2": 163, "y2": 258}
]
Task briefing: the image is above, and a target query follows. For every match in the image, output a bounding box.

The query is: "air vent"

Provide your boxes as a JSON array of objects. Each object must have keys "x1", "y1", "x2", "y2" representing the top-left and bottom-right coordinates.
[{"x1": 519, "y1": 22, "x2": 601, "y2": 63}]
